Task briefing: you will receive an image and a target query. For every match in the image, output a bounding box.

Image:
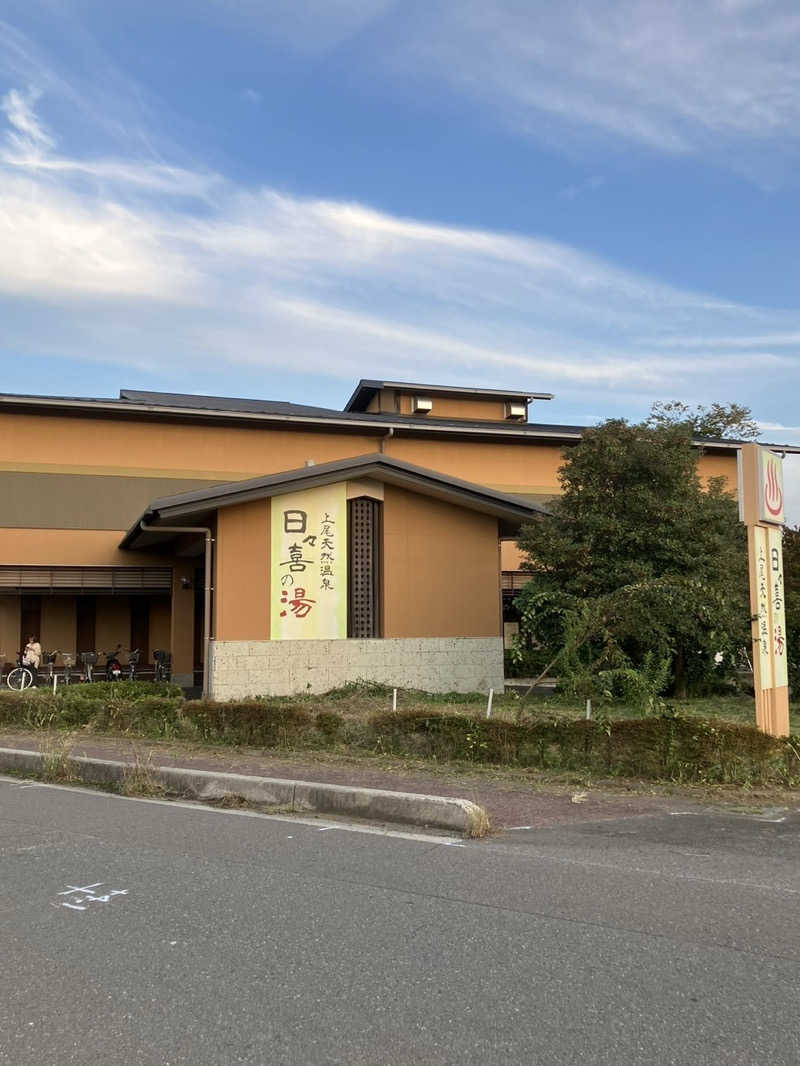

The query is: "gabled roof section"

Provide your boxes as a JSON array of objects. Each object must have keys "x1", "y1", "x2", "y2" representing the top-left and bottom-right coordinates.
[
  {"x1": 121, "y1": 453, "x2": 549, "y2": 550},
  {"x1": 344, "y1": 379, "x2": 554, "y2": 412}
]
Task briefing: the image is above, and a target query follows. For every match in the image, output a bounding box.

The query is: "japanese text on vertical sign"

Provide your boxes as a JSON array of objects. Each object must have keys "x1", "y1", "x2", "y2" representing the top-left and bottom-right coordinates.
[
  {"x1": 279, "y1": 508, "x2": 317, "y2": 620},
  {"x1": 319, "y1": 511, "x2": 336, "y2": 592},
  {"x1": 754, "y1": 528, "x2": 773, "y2": 691},
  {"x1": 270, "y1": 484, "x2": 347, "y2": 640},
  {"x1": 768, "y1": 527, "x2": 788, "y2": 687}
]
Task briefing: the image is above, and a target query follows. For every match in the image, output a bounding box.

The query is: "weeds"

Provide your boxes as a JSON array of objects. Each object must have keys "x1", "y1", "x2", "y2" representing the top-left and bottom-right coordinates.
[
  {"x1": 39, "y1": 732, "x2": 76, "y2": 783},
  {"x1": 119, "y1": 750, "x2": 165, "y2": 797}
]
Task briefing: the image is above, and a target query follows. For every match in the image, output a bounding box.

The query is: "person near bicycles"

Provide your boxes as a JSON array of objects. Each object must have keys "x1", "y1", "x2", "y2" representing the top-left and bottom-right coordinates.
[{"x1": 22, "y1": 635, "x2": 41, "y2": 682}]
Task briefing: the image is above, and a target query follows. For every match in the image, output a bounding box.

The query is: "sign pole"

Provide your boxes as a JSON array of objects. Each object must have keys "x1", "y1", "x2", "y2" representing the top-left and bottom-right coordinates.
[{"x1": 739, "y1": 444, "x2": 790, "y2": 737}]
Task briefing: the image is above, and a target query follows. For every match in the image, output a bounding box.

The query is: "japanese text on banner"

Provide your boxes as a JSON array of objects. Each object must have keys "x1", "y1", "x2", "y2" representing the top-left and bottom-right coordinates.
[{"x1": 270, "y1": 484, "x2": 347, "y2": 640}]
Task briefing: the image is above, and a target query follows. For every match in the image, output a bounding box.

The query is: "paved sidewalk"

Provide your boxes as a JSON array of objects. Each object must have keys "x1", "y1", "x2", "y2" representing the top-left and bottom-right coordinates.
[{"x1": 0, "y1": 729, "x2": 696, "y2": 830}]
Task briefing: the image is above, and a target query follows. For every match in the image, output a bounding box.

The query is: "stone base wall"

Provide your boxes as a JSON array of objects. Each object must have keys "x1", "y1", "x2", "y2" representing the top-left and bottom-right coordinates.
[{"x1": 209, "y1": 637, "x2": 504, "y2": 700}]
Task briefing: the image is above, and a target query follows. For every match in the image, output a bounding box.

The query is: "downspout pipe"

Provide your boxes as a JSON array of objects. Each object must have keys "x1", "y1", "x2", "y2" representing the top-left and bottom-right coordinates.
[
  {"x1": 379, "y1": 426, "x2": 394, "y2": 453},
  {"x1": 139, "y1": 521, "x2": 213, "y2": 700}
]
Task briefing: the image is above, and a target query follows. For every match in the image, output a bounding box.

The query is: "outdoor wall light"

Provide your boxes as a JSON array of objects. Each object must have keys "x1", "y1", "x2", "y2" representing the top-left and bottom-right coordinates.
[{"x1": 180, "y1": 576, "x2": 193, "y2": 590}]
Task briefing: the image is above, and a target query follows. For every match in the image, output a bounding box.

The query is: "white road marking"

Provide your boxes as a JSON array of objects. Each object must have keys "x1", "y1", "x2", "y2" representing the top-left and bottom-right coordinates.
[{"x1": 53, "y1": 882, "x2": 128, "y2": 912}]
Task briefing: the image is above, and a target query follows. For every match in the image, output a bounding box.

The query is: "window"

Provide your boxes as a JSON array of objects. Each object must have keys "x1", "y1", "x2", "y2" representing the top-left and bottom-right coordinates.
[{"x1": 347, "y1": 497, "x2": 382, "y2": 637}]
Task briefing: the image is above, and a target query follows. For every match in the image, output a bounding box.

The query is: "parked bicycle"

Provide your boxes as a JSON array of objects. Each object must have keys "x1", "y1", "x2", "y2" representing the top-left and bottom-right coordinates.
[
  {"x1": 102, "y1": 645, "x2": 124, "y2": 682},
  {"x1": 43, "y1": 650, "x2": 59, "y2": 685},
  {"x1": 62, "y1": 653, "x2": 75, "y2": 685},
  {"x1": 7, "y1": 651, "x2": 37, "y2": 691},
  {"x1": 153, "y1": 649, "x2": 171, "y2": 683},
  {"x1": 127, "y1": 648, "x2": 140, "y2": 681},
  {"x1": 79, "y1": 651, "x2": 98, "y2": 682}
]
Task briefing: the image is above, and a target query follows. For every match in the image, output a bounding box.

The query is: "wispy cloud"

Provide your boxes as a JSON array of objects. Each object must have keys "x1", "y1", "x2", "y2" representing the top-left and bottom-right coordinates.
[
  {"x1": 0, "y1": 86, "x2": 53, "y2": 158},
  {"x1": 0, "y1": 77, "x2": 798, "y2": 417},
  {"x1": 369, "y1": 1, "x2": 800, "y2": 169}
]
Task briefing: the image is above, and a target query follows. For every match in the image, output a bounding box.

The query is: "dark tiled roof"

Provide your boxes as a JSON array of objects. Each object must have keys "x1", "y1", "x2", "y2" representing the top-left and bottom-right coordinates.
[{"x1": 119, "y1": 389, "x2": 340, "y2": 419}]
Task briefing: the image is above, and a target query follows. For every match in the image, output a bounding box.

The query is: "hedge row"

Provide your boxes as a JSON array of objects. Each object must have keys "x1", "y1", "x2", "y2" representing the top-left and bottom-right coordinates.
[
  {"x1": 367, "y1": 710, "x2": 800, "y2": 785},
  {"x1": 0, "y1": 685, "x2": 797, "y2": 786}
]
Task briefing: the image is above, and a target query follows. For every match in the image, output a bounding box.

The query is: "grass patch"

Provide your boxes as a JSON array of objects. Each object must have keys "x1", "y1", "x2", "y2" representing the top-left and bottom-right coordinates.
[{"x1": 1, "y1": 680, "x2": 799, "y2": 789}]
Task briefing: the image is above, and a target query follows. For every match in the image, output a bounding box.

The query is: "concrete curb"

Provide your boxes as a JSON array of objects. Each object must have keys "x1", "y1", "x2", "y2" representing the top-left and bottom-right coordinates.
[{"x1": 0, "y1": 747, "x2": 490, "y2": 838}]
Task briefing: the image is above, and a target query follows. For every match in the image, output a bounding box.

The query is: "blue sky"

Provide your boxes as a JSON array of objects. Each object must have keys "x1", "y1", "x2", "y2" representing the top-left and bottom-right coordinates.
[{"x1": 2, "y1": 1, "x2": 800, "y2": 513}]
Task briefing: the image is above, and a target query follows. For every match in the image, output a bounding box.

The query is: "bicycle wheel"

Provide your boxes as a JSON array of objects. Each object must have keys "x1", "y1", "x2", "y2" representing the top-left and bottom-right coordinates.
[{"x1": 7, "y1": 666, "x2": 33, "y2": 691}]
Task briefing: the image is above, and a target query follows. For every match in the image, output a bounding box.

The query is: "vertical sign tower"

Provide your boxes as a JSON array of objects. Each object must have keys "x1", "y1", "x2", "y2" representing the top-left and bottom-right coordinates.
[{"x1": 738, "y1": 444, "x2": 789, "y2": 736}]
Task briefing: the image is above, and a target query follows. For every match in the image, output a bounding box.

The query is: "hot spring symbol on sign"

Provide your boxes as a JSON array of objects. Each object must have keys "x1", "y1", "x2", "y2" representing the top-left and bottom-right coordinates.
[{"x1": 758, "y1": 449, "x2": 785, "y2": 526}]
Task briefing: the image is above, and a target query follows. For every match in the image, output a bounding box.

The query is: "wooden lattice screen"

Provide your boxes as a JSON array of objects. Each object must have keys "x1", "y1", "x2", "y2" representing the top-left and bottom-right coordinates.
[{"x1": 348, "y1": 497, "x2": 381, "y2": 638}]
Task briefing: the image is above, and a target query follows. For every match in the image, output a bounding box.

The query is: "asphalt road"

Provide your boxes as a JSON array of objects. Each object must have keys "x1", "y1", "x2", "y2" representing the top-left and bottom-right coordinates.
[{"x1": 2, "y1": 776, "x2": 799, "y2": 1066}]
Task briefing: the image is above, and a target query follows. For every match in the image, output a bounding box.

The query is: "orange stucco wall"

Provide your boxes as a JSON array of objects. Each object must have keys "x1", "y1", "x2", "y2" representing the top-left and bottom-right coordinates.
[
  {"x1": 0, "y1": 405, "x2": 741, "y2": 670},
  {"x1": 215, "y1": 499, "x2": 271, "y2": 641},
  {"x1": 0, "y1": 408, "x2": 739, "y2": 507},
  {"x1": 208, "y1": 485, "x2": 501, "y2": 642},
  {"x1": 396, "y1": 393, "x2": 509, "y2": 421},
  {"x1": 0, "y1": 528, "x2": 174, "y2": 567},
  {"x1": 0, "y1": 411, "x2": 376, "y2": 481},
  {"x1": 387, "y1": 437, "x2": 566, "y2": 496},
  {"x1": 382, "y1": 486, "x2": 501, "y2": 639},
  {"x1": 698, "y1": 452, "x2": 737, "y2": 490}
]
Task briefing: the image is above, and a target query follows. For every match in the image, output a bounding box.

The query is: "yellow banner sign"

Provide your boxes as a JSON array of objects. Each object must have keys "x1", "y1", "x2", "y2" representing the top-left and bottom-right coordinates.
[
  {"x1": 270, "y1": 483, "x2": 348, "y2": 640},
  {"x1": 768, "y1": 527, "x2": 788, "y2": 688},
  {"x1": 751, "y1": 525, "x2": 788, "y2": 691},
  {"x1": 753, "y1": 527, "x2": 773, "y2": 690}
]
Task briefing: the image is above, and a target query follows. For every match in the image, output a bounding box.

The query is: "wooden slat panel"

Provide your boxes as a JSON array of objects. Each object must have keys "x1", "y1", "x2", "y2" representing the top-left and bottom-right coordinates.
[
  {"x1": 0, "y1": 566, "x2": 172, "y2": 591},
  {"x1": 348, "y1": 498, "x2": 381, "y2": 638}
]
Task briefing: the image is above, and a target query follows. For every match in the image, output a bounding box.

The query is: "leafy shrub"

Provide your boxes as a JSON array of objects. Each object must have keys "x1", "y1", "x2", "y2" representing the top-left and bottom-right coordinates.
[
  {"x1": 183, "y1": 700, "x2": 312, "y2": 747},
  {"x1": 0, "y1": 682, "x2": 184, "y2": 734},
  {"x1": 315, "y1": 711, "x2": 344, "y2": 741},
  {"x1": 0, "y1": 690, "x2": 60, "y2": 730},
  {"x1": 368, "y1": 708, "x2": 800, "y2": 786}
]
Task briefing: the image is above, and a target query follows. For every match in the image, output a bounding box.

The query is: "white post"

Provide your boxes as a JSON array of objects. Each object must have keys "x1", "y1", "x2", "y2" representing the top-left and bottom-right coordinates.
[
  {"x1": 392, "y1": 688, "x2": 397, "y2": 712},
  {"x1": 53, "y1": 673, "x2": 58, "y2": 694},
  {"x1": 486, "y1": 688, "x2": 494, "y2": 719},
  {"x1": 585, "y1": 698, "x2": 592, "y2": 720}
]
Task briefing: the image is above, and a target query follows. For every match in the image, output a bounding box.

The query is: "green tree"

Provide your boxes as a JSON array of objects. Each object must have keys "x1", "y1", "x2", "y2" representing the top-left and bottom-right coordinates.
[
  {"x1": 515, "y1": 416, "x2": 749, "y2": 699},
  {"x1": 647, "y1": 400, "x2": 760, "y2": 441}
]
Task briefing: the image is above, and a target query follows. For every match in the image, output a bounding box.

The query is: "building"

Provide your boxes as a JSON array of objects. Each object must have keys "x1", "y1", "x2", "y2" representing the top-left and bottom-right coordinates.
[{"x1": 0, "y1": 380, "x2": 743, "y2": 697}]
